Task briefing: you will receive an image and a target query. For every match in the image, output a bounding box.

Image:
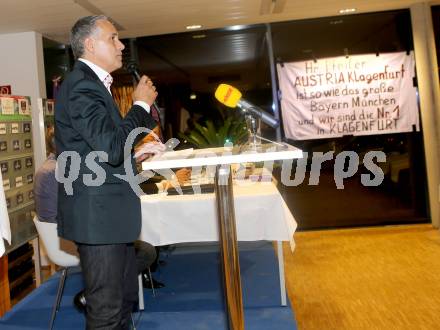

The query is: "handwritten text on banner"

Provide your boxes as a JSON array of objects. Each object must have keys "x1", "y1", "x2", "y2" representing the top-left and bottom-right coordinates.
[{"x1": 277, "y1": 52, "x2": 419, "y2": 140}]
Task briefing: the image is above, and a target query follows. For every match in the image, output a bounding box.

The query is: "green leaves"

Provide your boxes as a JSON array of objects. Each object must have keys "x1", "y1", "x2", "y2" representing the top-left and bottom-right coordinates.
[{"x1": 179, "y1": 116, "x2": 248, "y2": 148}]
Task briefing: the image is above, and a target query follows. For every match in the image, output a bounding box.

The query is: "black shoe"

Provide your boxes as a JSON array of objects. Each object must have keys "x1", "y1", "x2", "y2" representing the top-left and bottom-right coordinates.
[
  {"x1": 73, "y1": 290, "x2": 87, "y2": 314},
  {"x1": 142, "y1": 273, "x2": 165, "y2": 289},
  {"x1": 150, "y1": 259, "x2": 167, "y2": 272}
]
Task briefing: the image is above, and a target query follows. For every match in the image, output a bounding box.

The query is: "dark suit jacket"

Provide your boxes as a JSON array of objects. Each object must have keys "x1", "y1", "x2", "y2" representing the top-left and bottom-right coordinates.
[{"x1": 54, "y1": 61, "x2": 157, "y2": 244}]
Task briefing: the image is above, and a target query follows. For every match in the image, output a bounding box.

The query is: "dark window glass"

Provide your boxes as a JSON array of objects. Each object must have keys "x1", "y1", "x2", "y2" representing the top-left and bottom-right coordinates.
[
  {"x1": 433, "y1": 6, "x2": 440, "y2": 76},
  {"x1": 116, "y1": 25, "x2": 273, "y2": 143},
  {"x1": 109, "y1": 9, "x2": 429, "y2": 229},
  {"x1": 271, "y1": 10, "x2": 428, "y2": 229}
]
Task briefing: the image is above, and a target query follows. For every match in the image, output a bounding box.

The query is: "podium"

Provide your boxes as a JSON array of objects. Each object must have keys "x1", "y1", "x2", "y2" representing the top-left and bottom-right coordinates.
[{"x1": 142, "y1": 143, "x2": 302, "y2": 330}]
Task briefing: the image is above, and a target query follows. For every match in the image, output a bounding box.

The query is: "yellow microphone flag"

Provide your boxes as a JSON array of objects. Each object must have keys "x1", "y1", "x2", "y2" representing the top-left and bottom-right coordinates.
[{"x1": 215, "y1": 84, "x2": 242, "y2": 108}]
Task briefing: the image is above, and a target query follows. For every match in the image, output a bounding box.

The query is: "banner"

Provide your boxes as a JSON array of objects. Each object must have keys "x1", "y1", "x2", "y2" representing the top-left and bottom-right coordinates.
[{"x1": 277, "y1": 52, "x2": 419, "y2": 140}]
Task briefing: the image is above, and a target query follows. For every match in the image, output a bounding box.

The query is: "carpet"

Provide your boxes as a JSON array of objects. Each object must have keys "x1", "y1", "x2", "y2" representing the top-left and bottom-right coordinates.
[{"x1": 0, "y1": 241, "x2": 297, "y2": 329}]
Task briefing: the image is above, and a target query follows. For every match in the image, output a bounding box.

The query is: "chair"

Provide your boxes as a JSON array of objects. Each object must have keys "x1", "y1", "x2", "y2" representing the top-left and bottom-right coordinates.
[
  {"x1": 33, "y1": 216, "x2": 146, "y2": 327},
  {"x1": 33, "y1": 216, "x2": 80, "y2": 330}
]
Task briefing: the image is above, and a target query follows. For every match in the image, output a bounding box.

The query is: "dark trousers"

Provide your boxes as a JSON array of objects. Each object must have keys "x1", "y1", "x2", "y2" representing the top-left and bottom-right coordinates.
[{"x1": 77, "y1": 243, "x2": 138, "y2": 330}]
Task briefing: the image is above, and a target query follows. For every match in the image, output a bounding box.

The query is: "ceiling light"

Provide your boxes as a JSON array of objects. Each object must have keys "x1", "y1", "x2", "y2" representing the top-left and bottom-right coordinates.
[
  {"x1": 225, "y1": 25, "x2": 247, "y2": 31},
  {"x1": 190, "y1": 93, "x2": 197, "y2": 100},
  {"x1": 186, "y1": 25, "x2": 202, "y2": 30},
  {"x1": 339, "y1": 8, "x2": 356, "y2": 14}
]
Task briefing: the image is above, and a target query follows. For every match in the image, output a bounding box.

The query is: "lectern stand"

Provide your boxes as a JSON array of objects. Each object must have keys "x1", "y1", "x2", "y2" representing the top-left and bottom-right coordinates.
[{"x1": 142, "y1": 143, "x2": 302, "y2": 330}]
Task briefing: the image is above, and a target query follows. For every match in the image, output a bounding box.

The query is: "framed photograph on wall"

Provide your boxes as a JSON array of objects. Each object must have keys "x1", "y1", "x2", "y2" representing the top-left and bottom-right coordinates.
[
  {"x1": 11, "y1": 123, "x2": 19, "y2": 134},
  {"x1": 13, "y1": 159, "x2": 21, "y2": 171},
  {"x1": 24, "y1": 139, "x2": 32, "y2": 149},
  {"x1": 18, "y1": 98, "x2": 29, "y2": 115},
  {"x1": 0, "y1": 123, "x2": 6, "y2": 135},
  {"x1": 1, "y1": 162, "x2": 8, "y2": 174},
  {"x1": 15, "y1": 176, "x2": 23, "y2": 188},
  {"x1": 3, "y1": 179, "x2": 10, "y2": 191},
  {"x1": 0, "y1": 141, "x2": 7, "y2": 152},
  {"x1": 16, "y1": 193, "x2": 23, "y2": 205},
  {"x1": 25, "y1": 157, "x2": 32, "y2": 168},
  {"x1": 0, "y1": 97, "x2": 14, "y2": 115},
  {"x1": 23, "y1": 122, "x2": 31, "y2": 133},
  {"x1": 12, "y1": 140, "x2": 20, "y2": 151}
]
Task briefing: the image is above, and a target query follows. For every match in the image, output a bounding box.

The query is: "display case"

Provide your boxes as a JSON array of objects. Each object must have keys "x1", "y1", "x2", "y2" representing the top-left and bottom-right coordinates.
[{"x1": 0, "y1": 95, "x2": 37, "y2": 313}]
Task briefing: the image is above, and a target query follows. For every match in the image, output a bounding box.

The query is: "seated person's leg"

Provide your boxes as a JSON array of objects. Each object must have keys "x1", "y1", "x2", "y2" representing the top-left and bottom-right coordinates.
[
  {"x1": 134, "y1": 241, "x2": 165, "y2": 289},
  {"x1": 134, "y1": 240, "x2": 156, "y2": 274}
]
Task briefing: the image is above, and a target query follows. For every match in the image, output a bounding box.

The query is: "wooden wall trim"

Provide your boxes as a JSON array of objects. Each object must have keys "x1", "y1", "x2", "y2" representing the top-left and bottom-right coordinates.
[{"x1": 0, "y1": 255, "x2": 11, "y2": 316}]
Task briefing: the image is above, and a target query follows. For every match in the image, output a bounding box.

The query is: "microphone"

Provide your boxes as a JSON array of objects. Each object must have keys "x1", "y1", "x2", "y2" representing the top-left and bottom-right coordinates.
[
  {"x1": 125, "y1": 61, "x2": 161, "y2": 119},
  {"x1": 214, "y1": 84, "x2": 279, "y2": 128},
  {"x1": 125, "y1": 61, "x2": 142, "y2": 82},
  {"x1": 126, "y1": 62, "x2": 142, "y2": 82}
]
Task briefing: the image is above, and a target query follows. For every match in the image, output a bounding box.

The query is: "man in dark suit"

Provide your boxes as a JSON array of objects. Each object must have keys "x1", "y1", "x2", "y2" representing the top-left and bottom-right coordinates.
[{"x1": 55, "y1": 15, "x2": 158, "y2": 329}]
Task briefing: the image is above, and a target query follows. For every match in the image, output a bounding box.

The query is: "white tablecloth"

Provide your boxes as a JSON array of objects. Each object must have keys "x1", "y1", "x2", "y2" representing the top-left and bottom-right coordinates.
[{"x1": 139, "y1": 181, "x2": 297, "y2": 251}]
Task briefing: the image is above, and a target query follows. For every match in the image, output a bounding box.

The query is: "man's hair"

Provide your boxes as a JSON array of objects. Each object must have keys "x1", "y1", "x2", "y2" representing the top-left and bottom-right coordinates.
[
  {"x1": 46, "y1": 126, "x2": 55, "y2": 155},
  {"x1": 70, "y1": 15, "x2": 109, "y2": 59}
]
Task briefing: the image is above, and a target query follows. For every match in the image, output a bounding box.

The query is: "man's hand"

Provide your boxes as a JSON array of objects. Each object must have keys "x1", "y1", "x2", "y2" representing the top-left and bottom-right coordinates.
[
  {"x1": 134, "y1": 141, "x2": 166, "y2": 163},
  {"x1": 132, "y1": 75, "x2": 157, "y2": 106},
  {"x1": 175, "y1": 168, "x2": 191, "y2": 184},
  {"x1": 162, "y1": 168, "x2": 192, "y2": 191}
]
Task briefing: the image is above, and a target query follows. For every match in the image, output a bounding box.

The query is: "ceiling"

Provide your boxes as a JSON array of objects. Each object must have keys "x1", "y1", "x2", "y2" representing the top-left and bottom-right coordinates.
[
  {"x1": 119, "y1": 9, "x2": 415, "y2": 94},
  {"x1": 0, "y1": 0, "x2": 438, "y2": 44}
]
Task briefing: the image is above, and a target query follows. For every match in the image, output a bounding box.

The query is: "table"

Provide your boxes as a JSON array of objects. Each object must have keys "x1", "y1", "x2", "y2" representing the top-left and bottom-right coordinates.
[
  {"x1": 139, "y1": 181, "x2": 297, "y2": 308},
  {"x1": 141, "y1": 143, "x2": 302, "y2": 330},
  {"x1": 139, "y1": 181, "x2": 297, "y2": 250}
]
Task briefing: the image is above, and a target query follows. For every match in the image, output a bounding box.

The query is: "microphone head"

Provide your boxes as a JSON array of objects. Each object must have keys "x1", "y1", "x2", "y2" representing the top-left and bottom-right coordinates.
[
  {"x1": 124, "y1": 61, "x2": 141, "y2": 81},
  {"x1": 124, "y1": 60, "x2": 137, "y2": 73},
  {"x1": 215, "y1": 84, "x2": 242, "y2": 108}
]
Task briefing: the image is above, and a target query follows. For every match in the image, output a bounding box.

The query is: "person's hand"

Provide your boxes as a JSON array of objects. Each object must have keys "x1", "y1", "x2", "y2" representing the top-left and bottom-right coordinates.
[
  {"x1": 132, "y1": 75, "x2": 157, "y2": 106},
  {"x1": 134, "y1": 141, "x2": 166, "y2": 163},
  {"x1": 162, "y1": 168, "x2": 192, "y2": 191},
  {"x1": 175, "y1": 168, "x2": 191, "y2": 184}
]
